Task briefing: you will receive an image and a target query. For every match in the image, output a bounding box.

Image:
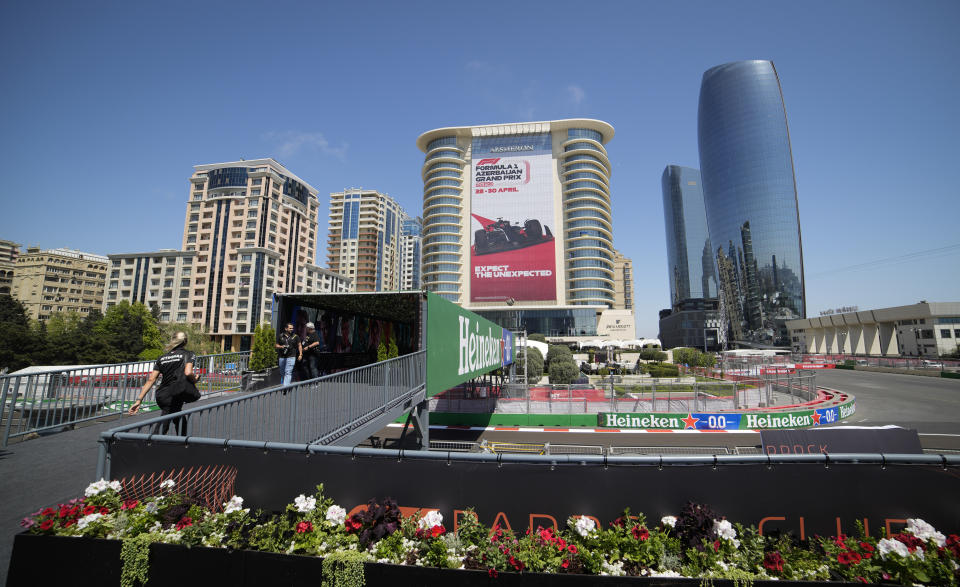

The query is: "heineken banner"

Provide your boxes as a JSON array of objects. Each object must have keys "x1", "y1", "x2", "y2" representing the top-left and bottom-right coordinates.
[
  {"x1": 597, "y1": 399, "x2": 856, "y2": 430},
  {"x1": 426, "y1": 293, "x2": 513, "y2": 397}
]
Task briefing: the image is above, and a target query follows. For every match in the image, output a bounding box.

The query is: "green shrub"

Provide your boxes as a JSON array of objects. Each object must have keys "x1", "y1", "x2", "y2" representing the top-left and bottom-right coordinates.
[
  {"x1": 249, "y1": 323, "x2": 278, "y2": 371},
  {"x1": 548, "y1": 359, "x2": 580, "y2": 384}
]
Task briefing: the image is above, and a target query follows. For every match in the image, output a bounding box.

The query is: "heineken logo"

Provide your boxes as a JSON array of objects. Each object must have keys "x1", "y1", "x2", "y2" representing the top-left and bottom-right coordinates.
[
  {"x1": 458, "y1": 315, "x2": 503, "y2": 375},
  {"x1": 745, "y1": 413, "x2": 812, "y2": 429}
]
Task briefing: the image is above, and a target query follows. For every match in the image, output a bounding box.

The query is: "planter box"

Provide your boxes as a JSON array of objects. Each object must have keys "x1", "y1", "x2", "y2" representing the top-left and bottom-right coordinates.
[
  {"x1": 240, "y1": 367, "x2": 281, "y2": 392},
  {"x1": 6, "y1": 533, "x2": 866, "y2": 586}
]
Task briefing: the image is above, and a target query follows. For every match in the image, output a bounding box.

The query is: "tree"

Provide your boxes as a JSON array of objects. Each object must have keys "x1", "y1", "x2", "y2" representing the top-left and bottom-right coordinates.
[
  {"x1": 528, "y1": 333, "x2": 547, "y2": 343},
  {"x1": 377, "y1": 340, "x2": 388, "y2": 362},
  {"x1": 95, "y1": 301, "x2": 163, "y2": 362},
  {"x1": 515, "y1": 347, "x2": 544, "y2": 384},
  {"x1": 639, "y1": 348, "x2": 667, "y2": 363},
  {"x1": 249, "y1": 323, "x2": 278, "y2": 371},
  {"x1": 388, "y1": 337, "x2": 398, "y2": 359},
  {"x1": 548, "y1": 359, "x2": 580, "y2": 384},
  {"x1": 0, "y1": 296, "x2": 38, "y2": 372},
  {"x1": 671, "y1": 347, "x2": 700, "y2": 366},
  {"x1": 697, "y1": 352, "x2": 717, "y2": 368},
  {"x1": 546, "y1": 344, "x2": 573, "y2": 366}
]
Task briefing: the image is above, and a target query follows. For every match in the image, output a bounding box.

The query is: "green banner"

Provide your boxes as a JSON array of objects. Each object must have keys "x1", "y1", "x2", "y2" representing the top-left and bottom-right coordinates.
[{"x1": 425, "y1": 292, "x2": 507, "y2": 397}]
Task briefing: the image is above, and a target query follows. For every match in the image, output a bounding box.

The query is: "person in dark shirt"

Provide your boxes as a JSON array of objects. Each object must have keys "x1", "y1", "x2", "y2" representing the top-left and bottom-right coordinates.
[
  {"x1": 301, "y1": 322, "x2": 322, "y2": 380},
  {"x1": 275, "y1": 322, "x2": 302, "y2": 385},
  {"x1": 128, "y1": 331, "x2": 198, "y2": 435}
]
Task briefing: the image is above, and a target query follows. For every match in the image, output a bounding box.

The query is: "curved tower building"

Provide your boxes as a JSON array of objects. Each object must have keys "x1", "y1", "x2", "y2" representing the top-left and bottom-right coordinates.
[
  {"x1": 416, "y1": 120, "x2": 629, "y2": 338},
  {"x1": 697, "y1": 60, "x2": 805, "y2": 344}
]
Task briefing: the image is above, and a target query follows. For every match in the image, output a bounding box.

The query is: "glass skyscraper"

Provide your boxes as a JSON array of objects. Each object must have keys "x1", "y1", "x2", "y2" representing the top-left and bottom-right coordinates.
[
  {"x1": 698, "y1": 60, "x2": 805, "y2": 345},
  {"x1": 661, "y1": 166, "x2": 717, "y2": 306}
]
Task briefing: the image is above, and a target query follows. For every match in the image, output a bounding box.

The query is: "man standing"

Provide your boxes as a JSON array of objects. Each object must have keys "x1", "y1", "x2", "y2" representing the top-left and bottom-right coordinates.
[
  {"x1": 302, "y1": 322, "x2": 322, "y2": 380},
  {"x1": 275, "y1": 322, "x2": 301, "y2": 386}
]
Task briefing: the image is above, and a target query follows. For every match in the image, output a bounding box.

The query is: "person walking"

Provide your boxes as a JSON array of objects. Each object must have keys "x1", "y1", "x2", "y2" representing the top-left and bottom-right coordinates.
[
  {"x1": 275, "y1": 322, "x2": 302, "y2": 385},
  {"x1": 301, "y1": 322, "x2": 322, "y2": 380},
  {"x1": 128, "y1": 331, "x2": 198, "y2": 435}
]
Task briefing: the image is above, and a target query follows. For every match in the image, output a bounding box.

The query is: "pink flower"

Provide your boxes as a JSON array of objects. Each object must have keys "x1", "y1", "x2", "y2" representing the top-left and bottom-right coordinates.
[{"x1": 296, "y1": 521, "x2": 313, "y2": 533}]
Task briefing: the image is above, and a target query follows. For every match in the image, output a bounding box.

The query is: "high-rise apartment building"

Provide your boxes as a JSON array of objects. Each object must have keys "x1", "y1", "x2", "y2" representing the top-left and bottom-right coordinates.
[
  {"x1": 104, "y1": 250, "x2": 197, "y2": 321},
  {"x1": 611, "y1": 249, "x2": 633, "y2": 311},
  {"x1": 304, "y1": 264, "x2": 352, "y2": 293},
  {"x1": 0, "y1": 239, "x2": 21, "y2": 296},
  {"x1": 400, "y1": 213, "x2": 422, "y2": 291},
  {"x1": 658, "y1": 166, "x2": 720, "y2": 350},
  {"x1": 698, "y1": 60, "x2": 805, "y2": 345},
  {"x1": 416, "y1": 119, "x2": 632, "y2": 339},
  {"x1": 11, "y1": 247, "x2": 107, "y2": 321},
  {"x1": 185, "y1": 159, "x2": 320, "y2": 351},
  {"x1": 326, "y1": 189, "x2": 404, "y2": 292}
]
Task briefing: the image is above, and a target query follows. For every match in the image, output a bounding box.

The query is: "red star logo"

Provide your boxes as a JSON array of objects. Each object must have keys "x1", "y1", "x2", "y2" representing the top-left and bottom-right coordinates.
[
  {"x1": 812, "y1": 412, "x2": 822, "y2": 425},
  {"x1": 681, "y1": 413, "x2": 700, "y2": 429}
]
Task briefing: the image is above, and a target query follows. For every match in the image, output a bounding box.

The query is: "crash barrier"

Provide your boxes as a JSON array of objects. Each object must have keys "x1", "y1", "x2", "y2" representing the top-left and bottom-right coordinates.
[
  {"x1": 429, "y1": 373, "x2": 819, "y2": 418},
  {"x1": 96, "y1": 351, "x2": 427, "y2": 477},
  {"x1": 0, "y1": 351, "x2": 250, "y2": 447},
  {"x1": 97, "y1": 435, "x2": 960, "y2": 541}
]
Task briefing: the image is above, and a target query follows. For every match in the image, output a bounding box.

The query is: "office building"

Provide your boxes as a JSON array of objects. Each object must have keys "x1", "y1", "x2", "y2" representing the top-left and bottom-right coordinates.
[
  {"x1": 611, "y1": 249, "x2": 633, "y2": 311},
  {"x1": 787, "y1": 302, "x2": 960, "y2": 357},
  {"x1": 185, "y1": 159, "x2": 321, "y2": 350},
  {"x1": 698, "y1": 60, "x2": 805, "y2": 346},
  {"x1": 658, "y1": 166, "x2": 720, "y2": 350},
  {"x1": 0, "y1": 239, "x2": 21, "y2": 296},
  {"x1": 303, "y1": 264, "x2": 352, "y2": 293},
  {"x1": 11, "y1": 247, "x2": 108, "y2": 321},
  {"x1": 416, "y1": 119, "x2": 632, "y2": 340},
  {"x1": 400, "y1": 213, "x2": 422, "y2": 290},
  {"x1": 104, "y1": 250, "x2": 197, "y2": 321},
  {"x1": 326, "y1": 188, "x2": 404, "y2": 292}
]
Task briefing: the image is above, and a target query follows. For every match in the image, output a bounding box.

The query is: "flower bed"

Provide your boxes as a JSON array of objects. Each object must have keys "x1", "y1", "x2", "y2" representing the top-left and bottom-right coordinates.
[{"x1": 10, "y1": 480, "x2": 960, "y2": 586}]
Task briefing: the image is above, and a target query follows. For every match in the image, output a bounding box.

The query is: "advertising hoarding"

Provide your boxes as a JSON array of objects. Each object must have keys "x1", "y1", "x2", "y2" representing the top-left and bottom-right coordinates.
[
  {"x1": 597, "y1": 399, "x2": 855, "y2": 430},
  {"x1": 425, "y1": 293, "x2": 512, "y2": 397},
  {"x1": 470, "y1": 133, "x2": 556, "y2": 303}
]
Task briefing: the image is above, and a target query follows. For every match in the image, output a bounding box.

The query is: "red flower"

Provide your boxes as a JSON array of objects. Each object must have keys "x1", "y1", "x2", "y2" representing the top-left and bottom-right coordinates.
[
  {"x1": 64, "y1": 520, "x2": 75, "y2": 527},
  {"x1": 561, "y1": 559, "x2": 570, "y2": 569},
  {"x1": 893, "y1": 533, "x2": 925, "y2": 553},
  {"x1": 488, "y1": 569, "x2": 498, "y2": 578},
  {"x1": 859, "y1": 541, "x2": 874, "y2": 559},
  {"x1": 856, "y1": 578, "x2": 867, "y2": 584},
  {"x1": 567, "y1": 544, "x2": 577, "y2": 554},
  {"x1": 58, "y1": 508, "x2": 70, "y2": 519},
  {"x1": 39, "y1": 520, "x2": 54, "y2": 531},
  {"x1": 508, "y1": 556, "x2": 524, "y2": 571},
  {"x1": 176, "y1": 516, "x2": 193, "y2": 530},
  {"x1": 430, "y1": 524, "x2": 445, "y2": 538},
  {"x1": 837, "y1": 551, "x2": 861, "y2": 565},
  {"x1": 82, "y1": 505, "x2": 97, "y2": 516},
  {"x1": 713, "y1": 540, "x2": 720, "y2": 552},
  {"x1": 763, "y1": 551, "x2": 784, "y2": 573},
  {"x1": 631, "y1": 525, "x2": 649, "y2": 541},
  {"x1": 41, "y1": 508, "x2": 55, "y2": 517},
  {"x1": 295, "y1": 521, "x2": 313, "y2": 534},
  {"x1": 344, "y1": 515, "x2": 363, "y2": 533},
  {"x1": 99, "y1": 507, "x2": 110, "y2": 515},
  {"x1": 121, "y1": 500, "x2": 139, "y2": 511}
]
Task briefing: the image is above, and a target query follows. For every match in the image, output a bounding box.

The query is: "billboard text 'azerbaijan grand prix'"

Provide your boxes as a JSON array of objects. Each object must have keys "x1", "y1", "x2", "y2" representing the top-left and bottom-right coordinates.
[{"x1": 471, "y1": 133, "x2": 556, "y2": 303}]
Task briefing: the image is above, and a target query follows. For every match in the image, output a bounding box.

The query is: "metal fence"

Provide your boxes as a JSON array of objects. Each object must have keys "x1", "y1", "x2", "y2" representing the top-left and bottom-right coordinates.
[
  {"x1": 96, "y1": 351, "x2": 427, "y2": 476},
  {"x1": 0, "y1": 351, "x2": 250, "y2": 447},
  {"x1": 797, "y1": 354, "x2": 959, "y2": 372},
  {"x1": 428, "y1": 373, "x2": 817, "y2": 416}
]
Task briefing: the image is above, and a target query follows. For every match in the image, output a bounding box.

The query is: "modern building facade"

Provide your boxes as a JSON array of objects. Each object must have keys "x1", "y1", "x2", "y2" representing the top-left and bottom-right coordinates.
[
  {"x1": 185, "y1": 159, "x2": 321, "y2": 350},
  {"x1": 0, "y1": 239, "x2": 21, "y2": 296},
  {"x1": 104, "y1": 250, "x2": 197, "y2": 321},
  {"x1": 611, "y1": 249, "x2": 633, "y2": 311},
  {"x1": 658, "y1": 166, "x2": 720, "y2": 350},
  {"x1": 786, "y1": 302, "x2": 960, "y2": 357},
  {"x1": 326, "y1": 188, "x2": 405, "y2": 292},
  {"x1": 399, "y1": 213, "x2": 422, "y2": 290},
  {"x1": 698, "y1": 60, "x2": 805, "y2": 346},
  {"x1": 303, "y1": 264, "x2": 352, "y2": 293},
  {"x1": 416, "y1": 119, "x2": 630, "y2": 341},
  {"x1": 11, "y1": 247, "x2": 108, "y2": 321}
]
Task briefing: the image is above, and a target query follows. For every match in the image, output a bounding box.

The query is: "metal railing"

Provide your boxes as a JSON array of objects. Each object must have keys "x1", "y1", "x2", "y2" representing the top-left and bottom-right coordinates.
[
  {"x1": 96, "y1": 351, "x2": 427, "y2": 477},
  {"x1": 0, "y1": 351, "x2": 250, "y2": 447}
]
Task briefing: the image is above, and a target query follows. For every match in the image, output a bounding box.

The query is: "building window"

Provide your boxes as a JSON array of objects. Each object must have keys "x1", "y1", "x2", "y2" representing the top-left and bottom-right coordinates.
[{"x1": 942, "y1": 329, "x2": 953, "y2": 338}]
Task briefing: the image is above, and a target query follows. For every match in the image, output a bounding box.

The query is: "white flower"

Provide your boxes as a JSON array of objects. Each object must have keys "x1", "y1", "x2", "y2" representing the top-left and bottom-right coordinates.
[
  {"x1": 419, "y1": 510, "x2": 444, "y2": 530},
  {"x1": 650, "y1": 570, "x2": 683, "y2": 578},
  {"x1": 145, "y1": 501, "x2": 159, "y2": 514},
  {"x1": 325, "y1": 504, "x2": 346, "y2": 526},
  {"x1": 294, "y1": 494, "x2": 316, "y2": 513},
  {"x1": 223, "y1": 495, "x2": 245, "y2": 514},
  {"x1": 77, "y1": 513, "x2": 102, "y2": 530},
  {"x1": 906, "y1": 518, "x2": 946, "y2": 547},
  {"x1": 600, "y1": 560, "x2": 626, "y2": 576},
  {"x1": 160, "y1": 479, "x2": 175, "y2": 490},
  {"x1": 108, "y1": 480, "x2": 122, "y2": 492},
  {"x1": 713, "y1": 519, "x2": 737, "y2": 541},
  {"x1": 878, "y1": 538, "x2": 910, "y2": 559},
  {"x1": 572, "y1": 515, "x2": 597, "y2": 537},
  {"x1": 84, "y1": 479, "x2": 110, "y2": 497},
  {"x1": 661, "y1": 515, "x2": 677, "y2": 528}
]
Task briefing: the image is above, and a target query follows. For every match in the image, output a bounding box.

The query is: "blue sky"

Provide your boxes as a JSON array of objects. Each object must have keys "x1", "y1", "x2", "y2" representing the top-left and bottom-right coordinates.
[{"x1": 1, "y1": 1, "x2": 958, "y2": 337}]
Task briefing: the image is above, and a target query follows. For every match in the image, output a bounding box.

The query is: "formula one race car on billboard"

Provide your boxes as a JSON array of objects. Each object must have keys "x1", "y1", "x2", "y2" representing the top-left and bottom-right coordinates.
[{"x1": 472, "y1": 214, "x2": 554, "y2": 255}]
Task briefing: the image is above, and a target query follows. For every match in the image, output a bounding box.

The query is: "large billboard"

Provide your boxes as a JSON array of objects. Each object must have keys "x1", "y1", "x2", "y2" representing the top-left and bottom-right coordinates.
[{"x1": 470, "y1": 133, "x2": 556, "y2": 303}]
